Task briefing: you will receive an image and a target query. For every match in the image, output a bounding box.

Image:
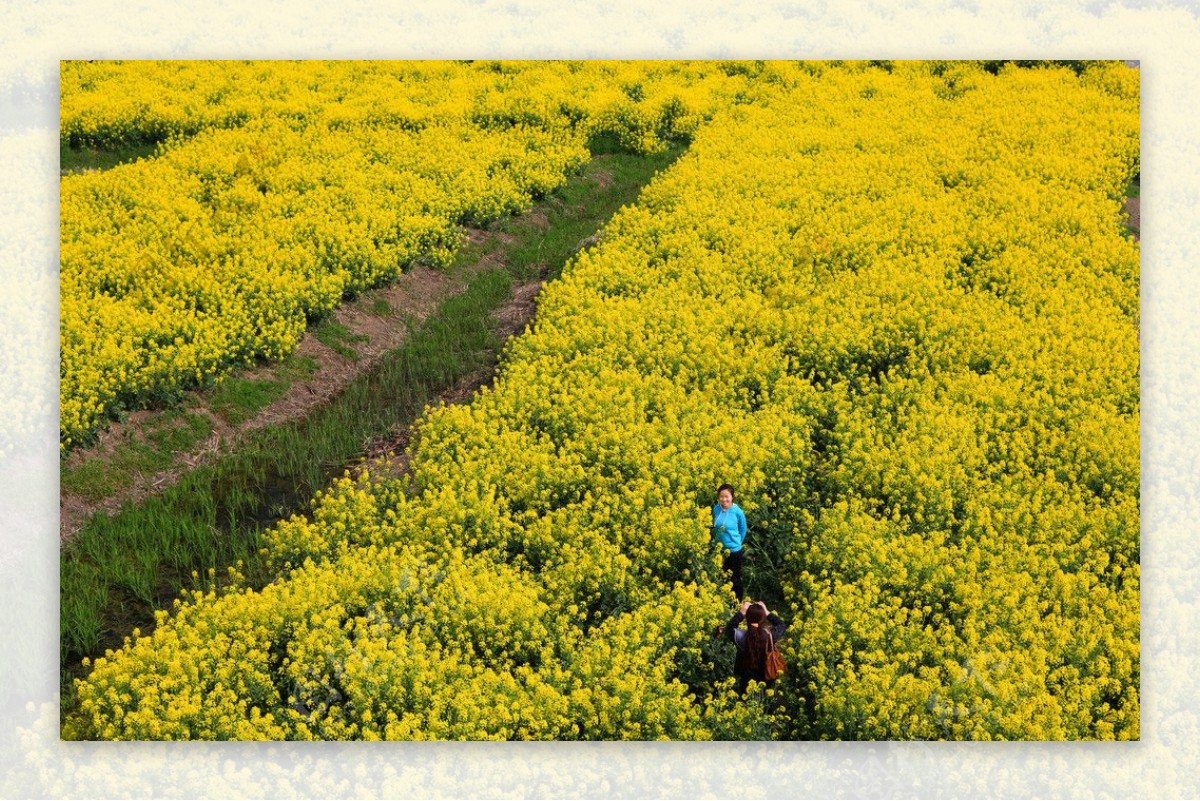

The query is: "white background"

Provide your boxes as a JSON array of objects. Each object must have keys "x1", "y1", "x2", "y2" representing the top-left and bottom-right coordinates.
[{"x1": 1, "y1": 1, "x2": 1195, "y2": 797}]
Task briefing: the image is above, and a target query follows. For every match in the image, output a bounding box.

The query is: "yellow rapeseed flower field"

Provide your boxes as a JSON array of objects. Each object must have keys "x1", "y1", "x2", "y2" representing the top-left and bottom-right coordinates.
[
  {"x1": 60, "y1": 60, "x2": 757, "y2": 448},
  {"x1": 64, "y1": 60, "x2": 1139, "y2": 740}
]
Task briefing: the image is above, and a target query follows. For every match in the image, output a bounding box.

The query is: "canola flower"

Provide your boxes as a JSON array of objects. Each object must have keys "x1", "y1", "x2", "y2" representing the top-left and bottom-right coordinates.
[
  {"x1": 68, "y1": 61, "x2": 1139, "y2": 741},
  {"x1": 60, "y1": 60, "x2": 760, "y2": 449},
  {"x1": 60, "y1": 118, "x2": 586, "y2": 447}
]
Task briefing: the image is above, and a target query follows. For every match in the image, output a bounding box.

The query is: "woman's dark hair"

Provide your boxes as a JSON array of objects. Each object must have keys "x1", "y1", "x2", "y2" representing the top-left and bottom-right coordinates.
[
  {"x1": 717, "y1": 483, "x2": 735, "y2": 500},
  {"x1": 744, "y1": 605, "x2": 770, "y2": 675}
]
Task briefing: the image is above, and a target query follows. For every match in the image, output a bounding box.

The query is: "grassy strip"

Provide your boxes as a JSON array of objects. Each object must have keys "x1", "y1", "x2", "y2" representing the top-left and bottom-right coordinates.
[
  {"x1": 60, "y1": 354, "x2": 321, "y2": 501},
  {"x1": 60, "y1": 142, "x2": 687, "y2": 710},
  {"x1": 60, "y1": 409, "x2": 213, "y2": 501},
  {"x1": 498, "y1": 139, "x2": 684, "y2": 281},
  {"x1": 60, "y1": 141, "x2": 160, "y2": 173},
  {"x1": 60, "y1": 269, "x2": 510, "y2": 663},
  {"x1": 313, "y1": 320, "x2": 371, "y2": 362},
  {"x1": 209, "y1": 355, "x2": 321, "y2": 426}
]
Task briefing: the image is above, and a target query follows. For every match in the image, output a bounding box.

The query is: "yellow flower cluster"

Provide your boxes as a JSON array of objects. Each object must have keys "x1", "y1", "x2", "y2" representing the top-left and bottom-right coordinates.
[
  {"x1": 60, "y1": 119, "x2": 583, "y2": 446},
  {"x1": 60, "y1": 60, "x2": 755, "y2": 153},
  {"x1": 711, "y1": 61, "x2": 1135, "y2": 739},
  {"x1": 69, "y1": 61, "x2": 1139, "y2": 740},
  {"x1": 60, "y1": 60, "x2": 760, "y2": 448},
  {"x1": 70, "y1": 466, "x2": 744, "y2": 740}
]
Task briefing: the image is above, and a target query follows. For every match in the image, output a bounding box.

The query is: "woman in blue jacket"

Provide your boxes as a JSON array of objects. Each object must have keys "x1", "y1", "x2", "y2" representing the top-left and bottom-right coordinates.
[{"x1": 712, "y1": 483, "x2": 748, "y2": 599}]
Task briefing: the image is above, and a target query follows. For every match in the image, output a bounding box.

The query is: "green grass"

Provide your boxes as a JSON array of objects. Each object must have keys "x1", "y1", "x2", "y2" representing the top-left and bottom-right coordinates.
[
  {"x1": 498, "y1": 144, "x2": 686, "y2": 282},
  {"x1": 60, "y1": 141, "x2": 689, "y2": 719},
  {"x1": 63, "y1": 354, "x2": 320, "y2": 500},
  {"x1": 1126, "y1": 172, "x2": 1140, "y2": 199},
  {"x1": 210, "y1": 378, "x2": 287, "y2": 425},
  {"x1": 314, "y1": 320, "x2": 370, "y2": 361},
  {"x1": 60, "y1": 141, "x2": 160, "y2": 173},
  {"x1": 209, "y1": 351, "x2": 320, "y2": 425},
  {"x1": 61, "y1": 411, "x2": 213, "y2": 502},
  {"x1": 1121, "y1": 172, "x2": 1140, "y2": 238}
]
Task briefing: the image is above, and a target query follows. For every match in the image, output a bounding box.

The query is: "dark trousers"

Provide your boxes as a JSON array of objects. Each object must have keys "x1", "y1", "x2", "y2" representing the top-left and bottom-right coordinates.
[{"x1": 723, "y1": 549, "x2": 745, "y2": 599}]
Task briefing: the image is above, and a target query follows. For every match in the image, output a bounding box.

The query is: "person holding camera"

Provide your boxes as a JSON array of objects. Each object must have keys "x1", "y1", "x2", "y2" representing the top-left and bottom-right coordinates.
[{"x1": 722, "y1": 600, "x2": 787, "y2": 693}]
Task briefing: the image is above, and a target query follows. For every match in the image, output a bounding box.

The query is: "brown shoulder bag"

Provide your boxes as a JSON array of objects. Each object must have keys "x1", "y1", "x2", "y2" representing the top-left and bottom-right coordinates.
[{"x1": 764, "y1": 631, "x2": 786, "y2": 681}]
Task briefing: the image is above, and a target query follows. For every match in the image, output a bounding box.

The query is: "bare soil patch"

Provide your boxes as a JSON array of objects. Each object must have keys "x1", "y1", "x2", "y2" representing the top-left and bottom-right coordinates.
[
  {"x1": 346, "y1": 277, "x2": 545, "y2": 482},
  {"x1": 1125, "y1": 196, "x2": 1140, "y2": 239}
]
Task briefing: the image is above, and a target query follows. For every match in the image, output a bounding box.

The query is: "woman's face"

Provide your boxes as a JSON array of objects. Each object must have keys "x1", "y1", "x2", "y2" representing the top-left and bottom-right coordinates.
[{"x1": 718, "y1": 489, "x2": 733, "y2": 510}]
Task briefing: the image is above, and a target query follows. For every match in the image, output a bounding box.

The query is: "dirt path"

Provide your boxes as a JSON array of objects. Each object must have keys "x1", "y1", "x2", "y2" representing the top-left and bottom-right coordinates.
[
  {"x1": 59, "y1": 227, "x2": 543, "y2": 544},
  {"x1": 345, "y1": 277, "x2": 543, "y2": 482}
]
